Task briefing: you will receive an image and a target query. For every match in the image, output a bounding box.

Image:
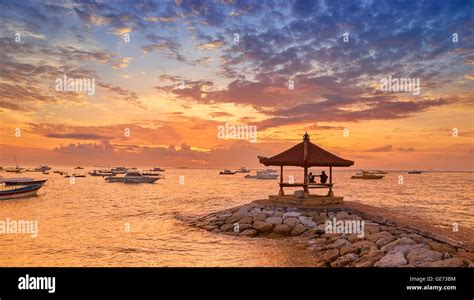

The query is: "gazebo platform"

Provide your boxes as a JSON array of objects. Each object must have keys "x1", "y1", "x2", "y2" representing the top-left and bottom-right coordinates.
[{"x1": 266, "y1": 194, "x2": 344, "y2": 206}]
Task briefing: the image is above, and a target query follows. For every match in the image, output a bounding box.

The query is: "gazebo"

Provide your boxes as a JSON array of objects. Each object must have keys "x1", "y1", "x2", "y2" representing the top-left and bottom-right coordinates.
[{"x1": 258, "y1": 133, "x2": 354, "y2": 200}]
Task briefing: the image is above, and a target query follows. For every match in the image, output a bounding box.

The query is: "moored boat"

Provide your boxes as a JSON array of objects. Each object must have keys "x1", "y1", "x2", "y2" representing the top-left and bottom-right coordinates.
[
  {"x1": 65, "y1": 173, "x2": 86, "y2": 178},
  {"x1": 219, "y1": 169, "x2": 236, "y2": 175},
  {"x1": 74, "y1": 166, "x2": 84, "y2": 169},
  {"x1": 0, "y1": 178, "x2": 47, "y2": 186},
  {"x1": 245, "y1": 171, "x2": 278, "y2": 179},
  {"x1": 408, "y1": 170, "x2": 422, "y2": 174},
  {"x1": 351, "y1": 171, "x2": 384, "y2": 179},
  {"x1": 105, "y1": 171, "x2": 159, "y2": 183},
  {"x1": 235, "y1": 167, "x2": 250, "y2": 173},
  {"x1": 0, "y1": 183, "x2": 43, "y2": 200}
]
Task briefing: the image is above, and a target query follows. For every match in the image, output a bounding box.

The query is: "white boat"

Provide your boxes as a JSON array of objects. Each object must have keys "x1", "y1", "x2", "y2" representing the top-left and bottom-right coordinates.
[
  {"x1": 245, "y1": 171, "x2": 279, "y2": 179},
  {"x1": 235, "y1": 167, "x2": 250, "y2": 173},
  {"x1": 351, "y1": 171, "x2": 384, "y2": 179},
  {"x1": 105, "y1": 171, "x2": 159, "y2": 183}
]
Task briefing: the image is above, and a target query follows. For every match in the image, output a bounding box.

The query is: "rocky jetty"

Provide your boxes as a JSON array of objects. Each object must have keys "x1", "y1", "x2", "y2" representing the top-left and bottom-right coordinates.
[{"x1": 189, "y1": 201, "x2": 474, "y2": 267}]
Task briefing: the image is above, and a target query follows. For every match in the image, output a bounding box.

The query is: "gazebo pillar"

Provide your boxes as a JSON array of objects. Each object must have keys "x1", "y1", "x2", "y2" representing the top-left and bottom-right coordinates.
[
  {"x1": 328, "y1": 166, "x2": 334, "y2": 196},
  {"x1": 279, "y1": 165, "x2": 284, "y2": 195},
  {"x1": 303, "y1": 166, "x2": 308, "y2": 194}
]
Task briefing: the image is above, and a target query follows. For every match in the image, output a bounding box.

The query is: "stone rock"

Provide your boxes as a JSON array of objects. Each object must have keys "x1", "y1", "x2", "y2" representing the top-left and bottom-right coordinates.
[
  {"x1": 238, "y1": 216, "x2": 253, "y2": 224},
  {"x1": 374, "y1": 252, "x2": 408, "y2": 267},
  {"x1": 290, "y1": 224, "x2": 308, "y2": 236},
  {"x1": 315, "y1": 249, "x2": 340, "y2": 263},
  {"x1": 249, "y1": 207, "x2": 262, "y2": 215},
  {"x1": 240, "y1": 229, "x2": 258, "y2": 237},
  {"x1": 283, "y1": 211, "x2": 301, "y2": 219},
  {"x1": 340, "y1": 245, "x2": 357, "y2": 256},
  {"x1": 328, "y1": 212, "x2": 336, "y2": 218},
  {"x1": 389, "y1": 244, "x2": 427, "y2": 256},
  {"x1": 420, "y1": 258, "x2": 465, "y2": 267},
  {"x1": 401, "y1": 233, "x2": 428, "y2": 244},
  {"x1": 314, "y1": 224, "x2": 327, "y2": 234},
  {"x1": 367, "y1": 231, "x2": 392, "y2": 242},
  {"x1": 443, "y1": 253, "x2": 452, "y2": 259},
  {"x1": 253, "y1": 213, "x2": 267, "y2": 222},
  {"x1": 273, "y1": 224, "x2": 292, "y2": 235},
  {"x1": 298, "y1": 216, "x2": 316, "y2": 228},
  {"x1": 347, "y1": 234, "x2": 364, "y2": 243},
  {"x1": 202, "y1": 225, "x2": 217, "y2": 231},
  {"x1": 253, "y1": 221, "x2": 273, "y2": 233},
  {"x1": 427, "y1": 241, "x2": 457, "y2": 254},
  {"x1": 283, "y1": 217, "x2": 299, "y2": 228},
  {"x1": 220, "y1": 223, "x2": 236, "y2": 232},
  {"x1": 352, "y1": 240, "x2": 377, "y2": 253},
  {"x1": 237, "y1": 223, "x2": 253, "y2": 231},
  {"x1": 325, "y1": 238, "x2": 350, "y2": 249},
  {"x1": 375, "y1": 235, "x2": 397, "y2": 247},
  {"x1": 335, "y1": 211, "x2": 351, "y2": 220},
  {"x1": 331, "y1": 253, "x2": 359, "y2": 267},
  {"x1": 308, "y1": 238, "x2": 327, "y2": 248},
  {"x1": 407, "y1": 248, "x2": 443, "y2": 266},
  {"x1": 262, "y1": 210, "x2": 274, "y2": 216},
  {"x1": 273, "y1": 211, "x2": 284, "y2": 217},
  {"x1": 265, "y1": 216, "x2": 283, "y2": 226},
  {"x1": 381, "y1": 237, "x2": 416, "y2": 253},
  {"x1": 364, "y1": 223, "x2": 381, "y2": 234},
  {"x1": 226, "y1": 212, "x2": 247, "y2": 224},
  {"x1": 313, "y1": 215, "x2": 328, "y2": 224},
  {"x1": 353, "y1": 250, "x2": 385, "y2": 267}
]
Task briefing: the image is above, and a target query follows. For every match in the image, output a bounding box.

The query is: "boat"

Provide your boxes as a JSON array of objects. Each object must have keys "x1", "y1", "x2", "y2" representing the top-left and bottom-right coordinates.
[
  {"x1": 65, "y1": 173, "x2": 86, "y2": 178},
  {"x1": 33, "y1": 165, "x2": 51, "y2": 172},
  {"x1": 264, "y1": 169, "x2": 277, "y2": 173},
  {"x1": 408, "y1": 170, "x2": 422, "y2": 174},
  {"x1": 351, "y1": 171, "x2": 384, "y2": 179},
  {"x1": 219, "y1": 169, "x2": 236, "y2": 175},
  {"x1": 142, "y1": 171, "x2": 164, "y2": 177},
  {"x1": 105, "y1": 171, "x2": 159, "y2": 183},
  {"x1": 74, "y1": 166, "x2": 84, "y2": 169},
  {"x1": 0, "y1": 183, "x2": 43, "y2": 200},
  {"x1": 235, "y1": 167, "x2": 250, "y2": 173},
  {"x1": 245, "y1": 171, "x2": 278, "y2": 179},
  {"x1": 371, "y1": 170, "x2": 387, "y2": 174},
  {"x1": 151, "y1": 167, "x2": 165, "y2": 172},
  {"x1": 89, "y1": 170, "x2": 116, "y2": 176},
  {"x1": 0, "y1": 178, "x2": 47, "y2": 186},
  {"x1": 5, "y1": 167, "x2": 22, "y2": 173},
  {"x1": 111, "y1": 166, "x2": 127, "y2": 174}
]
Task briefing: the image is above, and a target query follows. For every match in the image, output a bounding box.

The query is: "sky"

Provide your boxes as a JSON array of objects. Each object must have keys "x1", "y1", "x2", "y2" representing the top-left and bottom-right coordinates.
[{"x1": 0, "y1": 0, "x2": 473, "y2": 170}]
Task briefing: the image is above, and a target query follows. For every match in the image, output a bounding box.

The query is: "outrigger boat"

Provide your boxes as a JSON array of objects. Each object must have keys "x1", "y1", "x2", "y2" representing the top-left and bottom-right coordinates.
[
  {"x1": 0, "y1": 183, "x2": 43, "y2": 200},
  {"x1": 351, "y1": 171, "x2": 384, "y2": 179},
  {"x1": 0, "y1": 178, "x2": 47, "y2": 186},
  {"x1": 245, "y1": 170, "x2": 278, "y2": 179},
  {"x1": 105, "y1": 171, "x2": 159, "y2": 183}
]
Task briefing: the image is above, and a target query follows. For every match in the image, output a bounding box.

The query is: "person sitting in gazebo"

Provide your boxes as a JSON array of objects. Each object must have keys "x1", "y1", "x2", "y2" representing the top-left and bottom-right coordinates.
[
  {"x1": 308, "y1": 172, "x2": 315, "y2": 183},
  {"x1": 314, "y1": 171, "x2": 328, "y2": 184}
]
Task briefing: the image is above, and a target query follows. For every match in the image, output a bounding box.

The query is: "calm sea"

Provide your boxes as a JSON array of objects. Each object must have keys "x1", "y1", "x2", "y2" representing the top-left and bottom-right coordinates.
[{"x1": 0, "y1": 168, "x2": 472, "y2": 266}]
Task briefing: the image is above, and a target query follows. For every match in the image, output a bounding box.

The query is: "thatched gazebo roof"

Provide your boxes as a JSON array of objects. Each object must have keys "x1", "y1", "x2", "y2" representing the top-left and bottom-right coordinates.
[{"x1": 258, "y1": 132, "x2": 354, "y2": 167}]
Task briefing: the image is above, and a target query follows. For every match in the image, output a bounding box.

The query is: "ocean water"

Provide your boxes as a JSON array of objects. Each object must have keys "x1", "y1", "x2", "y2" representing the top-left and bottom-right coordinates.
[{"x1": 0, "y1": 168, "x2": 472, "y2": 266}]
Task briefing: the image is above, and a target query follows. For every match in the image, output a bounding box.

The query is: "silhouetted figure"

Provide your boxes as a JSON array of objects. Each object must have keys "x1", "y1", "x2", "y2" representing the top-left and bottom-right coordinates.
[
  {"x1": 320, "y1": 171, "x2": 328, "y2": 184},
  {"x1": 308, "y1": 172, "x2": 315, "y2": 183}
]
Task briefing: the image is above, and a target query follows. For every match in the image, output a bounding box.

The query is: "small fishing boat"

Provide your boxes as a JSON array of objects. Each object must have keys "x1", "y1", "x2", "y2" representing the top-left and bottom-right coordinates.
[
  {"x1": 408, "y1": 170, "x2": 422, "y2": 174},
  {"x1": 0, "y1": 183, "x2": 43, "y2": 200},
  {"x1": 65, "y1": 173, "x2": 86, "y2": 178},
  {"x1": 0, "y1": 178, "x2": 47, "y2": 186},
  {"x1": 33, "y1": 165, "x2": 51, "y2": 172},
  {"x1": 245, "y1": 171, "x2": 278, "y2": 179},
  {"x1": 89, "y1": 170, "x2": 116, "y2": 176},
  {"x1": 5, "y1": 167, "x2": 22, "y2": 173},
  {"x1": 351, "y1": 171, "x2": 384, "y2": 179},
  {"x1": 219, "y1": 169, "x2": 236, "y2": 175},
  {"x1": 371, "y1": 170, "x2": 387, "y2": 174},
  {"x1": 111, "y1": 166, "x2": 127, "y2": 174},
  {"x1": 151, "y1": 167, "x2": 165, "y2": 172},
  {"x1": 235, "y1": 167, "x2": 250, "y2": 173},
  {"x1": 74, "y1": 166, "x2": 84, "y2": 169},
  {"x1": 105, "y1": 171, "x2": 159, "y2": 183},
  {"x1": 141, "y1": 171, "x2": 164, "y2": 177}
]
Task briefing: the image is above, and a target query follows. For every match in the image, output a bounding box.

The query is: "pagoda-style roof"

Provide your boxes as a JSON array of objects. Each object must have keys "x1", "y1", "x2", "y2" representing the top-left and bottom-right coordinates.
[{"x1": 258, "y1": 133, "x2": 354, "y2": 167}]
